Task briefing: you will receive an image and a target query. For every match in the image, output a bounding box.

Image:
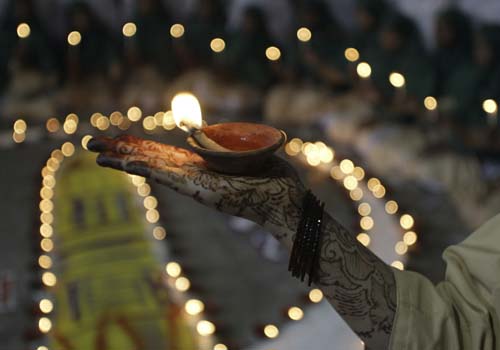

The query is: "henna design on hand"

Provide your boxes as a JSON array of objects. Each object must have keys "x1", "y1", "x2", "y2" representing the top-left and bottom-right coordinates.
[{"x1": 88, "y1": 135, "x2": 396, "y2": 349}]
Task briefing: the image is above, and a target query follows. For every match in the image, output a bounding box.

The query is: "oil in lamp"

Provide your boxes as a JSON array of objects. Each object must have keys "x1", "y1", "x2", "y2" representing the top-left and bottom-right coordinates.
[{"x1": 171, "y1": 93, "x2": 286, "y2": 174}]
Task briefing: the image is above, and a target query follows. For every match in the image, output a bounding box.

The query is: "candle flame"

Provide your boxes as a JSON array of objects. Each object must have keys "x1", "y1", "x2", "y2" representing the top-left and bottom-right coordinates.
[{"x1": 172, "y1": 93, "x2": 203, "y2": 132}]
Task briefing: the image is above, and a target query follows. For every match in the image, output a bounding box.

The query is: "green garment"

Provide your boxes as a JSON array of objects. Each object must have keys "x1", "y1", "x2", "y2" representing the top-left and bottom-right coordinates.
[
  {"x1": 184, "y1": 19, "x2": 226, "y2": 66},
  {"x1": 224, "y1": 32, "x2": 273, "y2": 88},
  {"x1": 390, "y1": 213, "x2": 500, "y2": 350},
  {"x1": 302, "y1": 29, "x2": 349, "y2": 87},
  {"x1": 441, "y1": 63, "x2": 496, "y2": 126},
  {"x1": 433, "y1": 7, "x2": 473, "y2": 95},
  {"x1": 133, "y1": 14, "x2": 175, "y2": 75},
  {"x1": 367, "y1": 45, "x2": 435, "y2": 101}
]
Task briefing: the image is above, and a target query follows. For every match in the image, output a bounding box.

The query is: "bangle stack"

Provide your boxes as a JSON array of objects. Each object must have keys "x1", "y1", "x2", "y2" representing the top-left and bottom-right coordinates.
[{"x1": 288, "y1": 190, "x2": 325, "y2": 286}]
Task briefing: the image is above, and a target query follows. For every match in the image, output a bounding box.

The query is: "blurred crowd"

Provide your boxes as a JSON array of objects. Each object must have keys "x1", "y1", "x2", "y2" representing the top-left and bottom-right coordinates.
[{"x1": 1, "y1": 0, "x2": 500, "y2": 154}]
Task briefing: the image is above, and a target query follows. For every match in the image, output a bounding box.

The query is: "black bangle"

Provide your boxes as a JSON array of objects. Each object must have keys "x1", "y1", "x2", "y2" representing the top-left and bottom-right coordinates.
[{"x1": 288, "y1": 190, "x2": 325, "y2": 286}]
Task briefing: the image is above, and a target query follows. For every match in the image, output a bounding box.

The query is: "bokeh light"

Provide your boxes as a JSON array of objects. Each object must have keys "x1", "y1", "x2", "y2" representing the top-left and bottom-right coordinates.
[
  {"x1": 403, "y1": 231, "x2": 418, "y2": 246},
  {"x1": 39, "y1": 299, "x2": 54, "y2": 313},
  {"x1": 391, "y1": 261, "x2": 404, "y2": 270},
  {"x1": 385, "y1": 200, "x2": 398, "y2": 214},
  {"x1": 81, "y1": 135, "x2": 92, "y2": 150},
  {"x1": 197, "y1": 320, "x2": 216, "y2": 336},
  {"x1": 17, "y1": 23, "x2": 31, "y2": 38},
  {"x1": 424, "y1": 96, "x2": 438, "y2": 111},
  {"x1": 356, "y1": 62, "x2": 371, "y2": 78},
  {"x1": 46, "y1": 118, "x2": 60, "y2": 133},
  {"x1": 210, "y1": 38, "x2": 226, "y2": 52},
  {"x1": 360, "y1": 216, "x2": 374, "y2": 231},
  {"x1": 308, "y1": 288, "x2": 323, "y2": 303},
  {"x1": 38, "y1": 317, "x2": 52, "y2": 333},
  {"x1": 344, "y1": 47, "x2": 360, "y2": 62},
  {"x1": 340, "y1": 159, "x2": 354, "y2": 174},
  {"x1": 127, "y1": 106, "x2": 142, "y2": 122},
  {"x1": 356, "y1": 233, "x2": 371, "y2": 247},
  {"x1": 349, "y1": 188, "x2": 363, "y2": 201},
  {"x1": 263, "y1": 324, "x2": 279, "y2": 338},
  {"x1": 358, "y1": 202, "x2": 371, "y2": 216},
  {"x1": 185, "y1": 299, "x2": 204, "y2": 315},
  {"x1": 122, "y1": 22, "x2": 137, "y2": 37},
  {"x1": 483, "y1": 99, "x2": 498, "y2": 114},
  {"x1": 152, "y1": 226, "x2": 166, "y2": 240},
  {"x1": 400, "y1": 214, "x2": 414, "y2": 230},
  {"x1": 166, "y1": 262, "x2": 181, "y2": 278},
  {"x1": 38, "y1": 255, "x2": 52, "y2": 269},
  {"x1": 395, "y1": 241, "x2": 408, "y2": 255},
  {"x1": 61, "y1": 142, "x2": 75, "y2": 157},
  {"x1": 67, "y1": 31, "x2": 82, "y2": 46},
  {"x1": 42, "y1": 272, "x2": 57, "y2": 286},
  {"x1": 170, "y1": 24, "x2": 185, "y2": 38},
  {"x1": 265, "y1": 46, "x2": 281, "y2": 61},
  {"x1": 214, "y1": 344, "x2": 228, "y2": 350},
  {"x1": 297, "y1": 27, "x2": 312, "y2": 42},
  {"x1": 14, "y1": 119, "x2": 27, "y2": 133},
  {"x1": 389, "y1": 72, "x2": 405, "y2": 88},
  {"x1": 287, "y1": 306, "x2": 304, "y2": 321}
]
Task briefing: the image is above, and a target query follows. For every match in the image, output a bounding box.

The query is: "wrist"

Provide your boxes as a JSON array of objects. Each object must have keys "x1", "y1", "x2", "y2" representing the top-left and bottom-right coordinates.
[{"x1": 262, "y1": 186, "x2": 308, "y2": 250}]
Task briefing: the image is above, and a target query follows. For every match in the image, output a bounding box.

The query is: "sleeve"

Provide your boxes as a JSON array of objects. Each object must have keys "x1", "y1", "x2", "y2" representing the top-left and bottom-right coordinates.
[{"x1": 389, "y1": 214, "x2": 500, "y2": 350}]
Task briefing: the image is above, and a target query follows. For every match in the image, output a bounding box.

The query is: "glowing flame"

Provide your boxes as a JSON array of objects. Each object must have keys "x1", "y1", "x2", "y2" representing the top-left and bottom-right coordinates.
[{"x1": 171, "y1": 93, "x2": 203, "y2": 132}]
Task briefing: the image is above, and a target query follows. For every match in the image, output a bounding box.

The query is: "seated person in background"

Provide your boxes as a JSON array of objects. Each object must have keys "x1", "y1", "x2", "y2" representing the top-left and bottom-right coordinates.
[
  {"x1": 225, "y1": 6, "x2": 275, "y2": 89},
  {"x1": 265, "y1": 0, "x2": 350, "y2": 124},
  {"x1": 361, "y1": 13, "x2": 435, "y2": 122},
  {"x1": 0, "y1": 0, "x2": 57, "y2": 123},
  {"x1": 440, "y1": 24, "x2": 500, "y2": 136},
  {"x1": 352, "y1": 0, "x2": 388, "y2": 59},
  {"x1": 183, "y1": 0, "x2": 228, "y2": 70},
  {"x1": 433, "y1": 7, "x2": 473, "y2": 97},
  {"x1": 60, "y1": 2, "x2": 118, "y2": 112},
  {"x1": 163, "y1": 5, "x2": 264, "y2": 117},
  {"x1": 64, "y1": 2, "x2": 118, "y2": 82},
  {"x1": 296, "y1": 0, "x2": 350, "y2": 91},
  {"x1": 475, "y1": 25, "x2": 500, "y2": 126},
  {"x1": 127, "y1": 0, "x2": 176, "y2": 76}
]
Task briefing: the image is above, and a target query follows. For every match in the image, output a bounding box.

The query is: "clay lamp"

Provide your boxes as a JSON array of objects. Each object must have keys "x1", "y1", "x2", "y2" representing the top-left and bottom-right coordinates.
[{"x1": 172, "y1": 93, "x2": 286, "y2": 174}]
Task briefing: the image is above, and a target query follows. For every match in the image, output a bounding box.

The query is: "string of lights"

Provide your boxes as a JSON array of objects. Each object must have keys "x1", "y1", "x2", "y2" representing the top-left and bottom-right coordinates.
[
  {"x1": 10, "y1": 19, "x2": 476, "y2": 348},
  {"x1": 35, "y1": 133, "x2": 225, "y2": 350},
  {"x1": 128, "y1": 172, "x2": 223, "y2": 349},
  {"x1": 36, "y1": 141, "x2": 75, "y2": 350},
  {"x1": 285, "y1": 137, "x2": 418, "y2": 270}
]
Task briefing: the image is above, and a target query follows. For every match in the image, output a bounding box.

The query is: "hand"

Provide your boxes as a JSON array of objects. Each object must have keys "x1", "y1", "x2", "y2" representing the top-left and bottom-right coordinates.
[{"x1": 87, "y1": 135, "x2": 305, "y2": 235}]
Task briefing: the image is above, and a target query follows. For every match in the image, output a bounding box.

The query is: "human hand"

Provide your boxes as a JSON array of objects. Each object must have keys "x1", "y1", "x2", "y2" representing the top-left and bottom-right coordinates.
[{"x1": 87, "y1": 135, "x2": 305, "y2": 235}]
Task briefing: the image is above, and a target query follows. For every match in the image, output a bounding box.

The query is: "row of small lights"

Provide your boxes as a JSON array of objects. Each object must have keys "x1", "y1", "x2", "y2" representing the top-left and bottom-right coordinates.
[
  {"x1": 11, "y1": 105, "x2": 175, "y2": 144},
  {"x1": 354, "y1": 61, "x2": 499, "y2": 118},
  {"x1": 15, "y1": 22, "x2": 499, "y2": 119},
  {"x1": 42, "y1": 108, "x2": 301, "y2": 348},
  {"x1": 36, "y1": 135, "x2": 225, "y2": 350},
  {"x1": 15, "y1": 101, "x2": 413, "y2": 345},
  {"x1": 9, "y1": 17, "x2": 490, "y2": 344},
  {"x1": 284, "y1": 138, "x2": 418, "y2": 271},
  {"x1": 36, "y1": 141, "x2": 76, "y2": 350},
  {"x1": 256, "y1": 136, "x2": 420, "y2": 344},
  {"x1": 126, "y1": 172, "x2": 225, "y2": 348},
  {"x1": 85, "y1": 113, "x2": 226, "y2": 347}
]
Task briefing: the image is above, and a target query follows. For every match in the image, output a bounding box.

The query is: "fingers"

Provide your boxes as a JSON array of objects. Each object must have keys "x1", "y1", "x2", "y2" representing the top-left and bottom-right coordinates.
[
  {"x1": 96, "y1": 151, "x2": 211, "y2": 201},
  {"x1": 88, "y1": 135, "x2": 205, "y2": 168}
]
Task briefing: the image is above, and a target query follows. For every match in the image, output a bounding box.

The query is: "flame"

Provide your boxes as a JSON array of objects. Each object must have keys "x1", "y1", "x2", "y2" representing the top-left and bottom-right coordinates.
[{"x1": 171, "y1": 93, "x2": 203, "y2": 132}]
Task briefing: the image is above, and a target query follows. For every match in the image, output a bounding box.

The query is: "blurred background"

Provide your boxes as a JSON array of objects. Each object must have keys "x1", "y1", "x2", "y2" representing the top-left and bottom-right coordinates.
[{"x1": 0, "y1": 0, "x2": 499, "y2": 349}]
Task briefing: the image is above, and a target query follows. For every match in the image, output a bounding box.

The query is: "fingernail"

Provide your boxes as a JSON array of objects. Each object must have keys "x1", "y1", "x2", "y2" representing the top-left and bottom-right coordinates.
[
  {"x1": 96, "y1": 155, "x2": 122, "y2": 169},
  {"x1": 87, "y1": 138, "x2": 105, "y2": 152}
]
